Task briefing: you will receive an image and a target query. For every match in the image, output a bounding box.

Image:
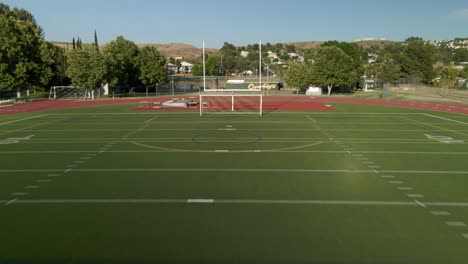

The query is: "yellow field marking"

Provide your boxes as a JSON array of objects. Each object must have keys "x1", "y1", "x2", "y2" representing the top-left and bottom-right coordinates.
[
  {"x1": 400, "y1": 117, "x2": 468, "y2": 138},
  {"x1": 130, "y1": 140, "x2": 324, "y2": 152},
  {"x1": 0, "y1": 118, "x2": 65, "y2": 137}
]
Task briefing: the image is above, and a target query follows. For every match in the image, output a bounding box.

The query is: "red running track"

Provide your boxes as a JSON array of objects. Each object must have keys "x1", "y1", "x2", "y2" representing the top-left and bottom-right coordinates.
[{"x1": 1, "y1": 96, "x2": 467, "y2": 116}]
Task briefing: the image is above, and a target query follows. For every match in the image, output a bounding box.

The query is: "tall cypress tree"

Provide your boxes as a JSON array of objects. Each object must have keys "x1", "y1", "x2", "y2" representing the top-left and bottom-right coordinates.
[
  {"x1": 72, "y1": 37, "x2": 76, "y2": 49},
  {"x1": 94, "y1": 29, "x2": 100, "y2": 53}
]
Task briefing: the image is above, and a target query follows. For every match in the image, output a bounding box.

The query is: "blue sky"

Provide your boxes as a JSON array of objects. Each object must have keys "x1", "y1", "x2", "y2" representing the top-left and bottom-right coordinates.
[{"x1": 2, "y1": 0, "x2": 468, "y2": 48}]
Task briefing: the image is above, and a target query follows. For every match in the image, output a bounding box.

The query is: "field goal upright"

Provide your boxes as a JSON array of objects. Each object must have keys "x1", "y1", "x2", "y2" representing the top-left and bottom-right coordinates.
[
  {"x1": 199, "y1": 88, "x2": 263, "y2": 116},
  {"x1": 199, "y1": 40, "x2": 263, "y2": 116}
]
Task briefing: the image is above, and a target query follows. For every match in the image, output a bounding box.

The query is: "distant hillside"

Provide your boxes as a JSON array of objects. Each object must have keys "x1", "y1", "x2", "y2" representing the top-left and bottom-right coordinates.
[
  {"x1": 286, "y1": 40, "x2": 395, "y2": 50},
  {"x1": 52, "y1": 40, "x2": 395, "y2": 60},
  {"x1": 286, "y1": 41, "x2": 324, "y2": 49},
  {"x1": 352, "y1": 40, "x2": 395, "y2": 49},
  {"x1": 139, "y1": 43, "x2": 219, "y2": 61},
  {"x1": 52, "y1": 41, "x2": 218, "y2": 61}
]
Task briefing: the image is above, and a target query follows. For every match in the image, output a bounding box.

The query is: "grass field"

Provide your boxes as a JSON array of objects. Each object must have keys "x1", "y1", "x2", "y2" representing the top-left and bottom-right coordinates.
[{"x1": 1, "y1": 101, "x2": 468, "y2": 263}]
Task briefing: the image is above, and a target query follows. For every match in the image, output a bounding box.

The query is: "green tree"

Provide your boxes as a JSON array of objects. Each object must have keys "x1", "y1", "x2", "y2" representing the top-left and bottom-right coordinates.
[
  {"x1": 191, "y1": 62, "x2": 203, "y2": 76},
  {"x1": 205, "y1": 56, "x2": 220, "y2": 76},
  {"x1": 135, "y1": 46, "x2": 167, "y2": 95},
  {"x1": 103, "y1": 36, "x2": 140, "y2": 89},
  {"x1": 399, "y1": 38, "x2": 436, "y2": 84},
  {"x1": 0, "y1": 3, "x2": 53, "y2": 96},
  {"x1": 284, "y1": 62, "x2": 313, "y2": 90},
  {"x1": 311, "y1": 46, "x2": 357, "y2": 96},
  {"x1": 66, "y1": 45, "x2": 107, "y2": 89},
  {"x1": 322, "y1": 41, "x2": 362, "y2": 66},
  {"x1": 94, "y1": 29, "x2": 100, "y2": 53},
  {"x1": 439, "y1": 67, "x2": 458, "y2": 94},
  {"x1": 453, "y1": 48, "x2": 468, "y2": 63}
]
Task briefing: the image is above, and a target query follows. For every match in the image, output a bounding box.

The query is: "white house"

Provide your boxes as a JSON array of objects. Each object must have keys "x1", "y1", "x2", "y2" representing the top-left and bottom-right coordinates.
[
  {"x1": 179, "y1": 61, "x2": 193, "y2": 74},
  {"x1": 167, "y1": 63, "x2": 178, "y2": 74},
  {"x1": 267, "y1": 51, "x2": 278, "y2": 59}
]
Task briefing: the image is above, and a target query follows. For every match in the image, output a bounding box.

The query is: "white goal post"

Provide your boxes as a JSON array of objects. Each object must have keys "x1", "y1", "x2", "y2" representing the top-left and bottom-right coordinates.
[
  {"x1": 49, "y1": 86, "x2": 94, "y2": 100},
  {"x1": 199, "y1": 89, "x2": 263, "y2": 116}
]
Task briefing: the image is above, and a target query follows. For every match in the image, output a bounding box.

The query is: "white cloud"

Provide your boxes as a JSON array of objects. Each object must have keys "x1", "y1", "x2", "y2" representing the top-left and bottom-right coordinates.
[{"x1": 448, "y1": 8, "x2": 468, "y2": 21}]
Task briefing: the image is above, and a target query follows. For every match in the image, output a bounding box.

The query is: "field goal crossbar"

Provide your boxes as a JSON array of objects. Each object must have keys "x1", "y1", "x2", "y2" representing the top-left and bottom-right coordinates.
[{"x1": 199, "y1": 89, "x2": 263, "y2": 116}]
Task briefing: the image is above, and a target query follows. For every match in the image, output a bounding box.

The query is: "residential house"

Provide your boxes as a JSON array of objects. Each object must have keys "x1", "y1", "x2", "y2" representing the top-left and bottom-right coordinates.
[
  {"x1": 167, "y1": 63, "x2": 178, "y2": 74},
  {"x1": 179, "y1": 61, "x2": 193, "y2": 74}
]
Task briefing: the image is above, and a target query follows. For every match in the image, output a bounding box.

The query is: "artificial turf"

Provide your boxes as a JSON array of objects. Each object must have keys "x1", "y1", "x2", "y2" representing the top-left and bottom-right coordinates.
[{"x1": 0, "y1": 102, "x2": 468, "y2": 263}]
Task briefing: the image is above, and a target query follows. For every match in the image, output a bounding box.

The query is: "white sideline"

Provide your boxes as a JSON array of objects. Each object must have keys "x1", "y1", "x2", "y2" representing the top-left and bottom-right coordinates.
[
  {"x1": 423, "y1": 113, "x2": 468, "y2": 125},
  {"x1": 2, "y1": 150, "x2": 468, "y2": 155},
  {"x1": 2, "y1": 198, "x2": 468, "y2": 207},
  {"x1": 1, "y1": 168, "x2": 468, "y2": 175},
  {"x1": 0, "y1": 114, "x2": 49, "y2": 126}
]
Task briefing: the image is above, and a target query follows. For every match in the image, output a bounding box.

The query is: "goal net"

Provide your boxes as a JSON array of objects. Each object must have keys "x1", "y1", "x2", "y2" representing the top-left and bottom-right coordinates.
[
  {"x1": 49, "y1": 86, "x2": 91, "y2": 100},
  {"x1": 199, "y1": 89, "x2": 263, "y2": 116}
]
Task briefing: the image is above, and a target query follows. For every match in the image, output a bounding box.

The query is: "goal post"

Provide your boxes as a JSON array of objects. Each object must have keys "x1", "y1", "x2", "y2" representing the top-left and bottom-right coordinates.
[
  {"x1": 199, "y1": 89, "x2": 263, "y2": 116},
  {"x1": 49, "y1": 86, "x2": 90, "y2": 100}
]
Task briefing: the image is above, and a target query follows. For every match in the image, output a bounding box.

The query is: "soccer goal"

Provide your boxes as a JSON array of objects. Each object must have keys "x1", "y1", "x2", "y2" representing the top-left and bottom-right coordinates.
[
  {"x1": 199, "y1": 89, "x2": 263, "y2": 116},
  {"x1": 49, "y1": 86, "x2": 91, "y2": 100}
]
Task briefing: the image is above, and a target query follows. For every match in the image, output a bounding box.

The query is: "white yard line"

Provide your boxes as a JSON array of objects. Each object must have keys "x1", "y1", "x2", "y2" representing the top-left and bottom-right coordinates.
[
  {"x1": 145, "y1": 115, "x2": 159, "y2": 123},
  {"x1": 1, "y1": 168, "x2": 468, "y2": 174},
  {"x1": 0, "y1": 114, "x2": 49, "y2": 126},
  {"x1": 1, "y1": 198, "x2": 468, "y2": 207},
  {"x1": 423, "y1": 113, "x2": 468, "y2": 125},
  {"x1": 2, "y1": 150, "x2": 468, "y2": 155},
  {"x1": 3, "y1": 198, "x2": 18, "y2": 206}
]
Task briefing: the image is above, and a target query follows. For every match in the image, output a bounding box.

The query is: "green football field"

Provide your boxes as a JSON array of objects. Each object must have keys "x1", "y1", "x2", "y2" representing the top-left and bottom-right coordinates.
[{"x1": 1, "y1": 102, "x2": 468, "y2": 263}]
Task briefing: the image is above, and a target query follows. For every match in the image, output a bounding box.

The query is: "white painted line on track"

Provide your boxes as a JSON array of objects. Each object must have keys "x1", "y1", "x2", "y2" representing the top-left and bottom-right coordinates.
[
  {"x1": 145, "y1": 115, "x2": 159, "y2": 123},
  {"x1": 381, "y1": 175, "x2": 395, "y2": 178},
  {"x1": 462, "y1": 234, "x2": 468, "y2": 239},
  {"x1": 372, "y1": 169, "x2": 380, "y2": 174},
  {"x1": 74, "y1": 161, "x2": 85, "y2": 164},
  {"x1": 80, "y1": 157, "x2": 91, "y2": 160},
  {"x1": 431, "y1": 211, "x2": 450, "y2": 216},
  {"x1": 48, "y1": 174, "x2": 61, "y2": 177},
  {"x1": 66, "y1": 165, "x2": 77, "y2": 168},
  {"x1": 64, "y1": 169, "x2": 72, "y2": 173},
  {"x1": 446, "y1": 222, "x2": 466, "y2": 227}
]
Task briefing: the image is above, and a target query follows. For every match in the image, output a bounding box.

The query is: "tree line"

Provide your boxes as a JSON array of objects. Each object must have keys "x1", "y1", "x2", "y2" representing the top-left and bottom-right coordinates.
[
  {"x1": 189, "y1": 38, "x2": 468, "y2": 94},
  {"x1": 1, "y1": 2, "x2": 467, "y2": 98},
  {"x1": 0, "y1": 3, "x2": 167, "y2": 97}
]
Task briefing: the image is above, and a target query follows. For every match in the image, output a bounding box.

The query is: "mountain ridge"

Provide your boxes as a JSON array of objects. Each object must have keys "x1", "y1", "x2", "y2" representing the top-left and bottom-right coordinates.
[{"x1": 51, "y1": 40, "x2": 395, "y2": 61}]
